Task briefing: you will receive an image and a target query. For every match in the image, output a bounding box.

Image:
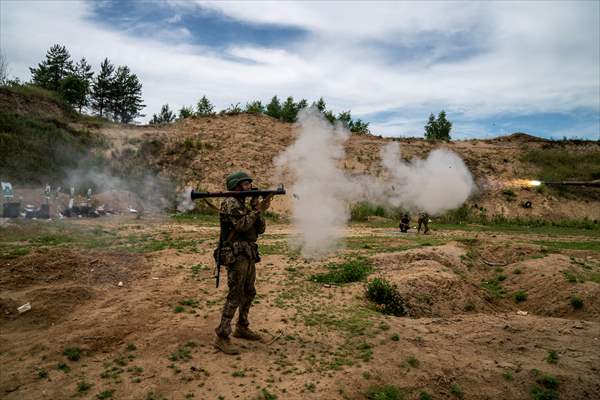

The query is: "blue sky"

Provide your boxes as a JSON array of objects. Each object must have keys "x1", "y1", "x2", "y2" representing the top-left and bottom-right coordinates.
[{"x1": 1, "y1": 0, "x2": 599, "y2": 140}]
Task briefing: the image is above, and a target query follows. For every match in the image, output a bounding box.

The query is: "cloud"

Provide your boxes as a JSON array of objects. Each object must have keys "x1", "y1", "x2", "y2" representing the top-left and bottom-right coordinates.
[{"x1": 1, "y1": 0, "x2": 598, "y2": 139}]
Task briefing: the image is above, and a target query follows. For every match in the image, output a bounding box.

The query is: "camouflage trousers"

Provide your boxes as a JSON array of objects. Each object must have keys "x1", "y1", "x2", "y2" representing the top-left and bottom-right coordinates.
[{"x1": 215, "y1": 255, "x2": 257, "y2": 338}]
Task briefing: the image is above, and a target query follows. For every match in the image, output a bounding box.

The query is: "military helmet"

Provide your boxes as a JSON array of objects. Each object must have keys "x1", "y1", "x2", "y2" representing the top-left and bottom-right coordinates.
[{"x1": 226, "y1": 171, "x2": 253, "y2": 191}]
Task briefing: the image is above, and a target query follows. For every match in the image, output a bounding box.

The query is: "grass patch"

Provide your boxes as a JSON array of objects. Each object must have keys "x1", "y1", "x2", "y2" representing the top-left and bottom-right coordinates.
[
  {"x1": 311, "y1": 257, "x2": 372, "y2": 284},
  {"x1": 365, "y1": 278, "x2": 407, "y2": 316},
  {"x1": 97, "y1": 390, "x2": 114, "y2": 399},
  {"x1": 570, "y1": 295, "x2": 584, "y2": 309},
  {"x1": 480, "y1": 279, "x2": 506, "y2": 299},
  {"x1": 534, "y1": 240, "x2": 600, "y2": 252},
  {"x1": 406, "y1": 356, "x2": 419, "y2": 368},
  {"x1": 450, "y1": 383, "x2": 464, "y2": 399},
  {"x1": 546, "y1": 350, "x2": 559, "y2": 364},
  {"x1": 419, "y1": 392, "x2": 432, "y2": 400},
  {"x1": 77, "y1": 381, "x2": 93, "y2": 393},
  {"x1": 63, "y1": 347, "x2": 82, "y2": 361},
  {"x1": 503, "y1": 371, "x2": 513, "y2": 381},
  {"x1": 514, "y1": 290, "x2": 528, "y2": 303},
  {"x1": 365, "y1": 384, "x2": 404, "y2": 400}
]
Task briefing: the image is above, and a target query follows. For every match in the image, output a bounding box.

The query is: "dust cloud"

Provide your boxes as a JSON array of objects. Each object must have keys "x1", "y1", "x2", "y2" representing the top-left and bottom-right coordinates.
[{"x1": 275, "y1": 107, "x2": 475, "y2": 258}]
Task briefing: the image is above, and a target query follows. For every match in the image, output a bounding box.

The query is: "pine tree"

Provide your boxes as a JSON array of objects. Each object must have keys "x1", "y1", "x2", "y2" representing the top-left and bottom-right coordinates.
[
  {"x1": 265, "y1": 96, "x2": 281, "y2": 119},
  {"x1": 72, "y1": 58, "x2": 94, "y2": 111},
  {"x1": 314, "y1": 97, "x2": 326, "y2": 113},
  {"x1": 280, "y1": 96, "x2": 298, "y2": 122},
  {"x1": 149, "y1": 104, "x2": 175, "y2": 124},
  {"x1": 245, "y1": 100, "x2": 264, "y2": 114},
  {"x1": 110, "y1": 65, "x2": 144, "y2": 123},
  {"x1": 91, "y1": 58, "x2": 115, "y2": 118},
  {"x1": 337, "y1": 111, "x2": 352, "y2": 128},
  {"x1": 436, "y1": 111, "x2": 452, "y2": 140},
  {"x1": 424, "y1": 111, "x2": 452, "y2": 140},
  {"x1": 178, "y1": 106, "x2": 194, "y2": 120},
  {"x1": 59, "y1": 75, "x2": 88, "y2": 108},
  {"x1": 196, "y1": 95, "x2": 215, "y2": 116},
  {"x1": 30, "y1": 44, "x2": 74, "y2": 91}
]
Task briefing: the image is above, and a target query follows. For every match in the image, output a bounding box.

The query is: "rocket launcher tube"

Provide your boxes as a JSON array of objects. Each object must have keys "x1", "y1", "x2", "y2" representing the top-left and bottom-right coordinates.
[{"x1": 190, "y1": 184, "x2": 286, "y2": 200}]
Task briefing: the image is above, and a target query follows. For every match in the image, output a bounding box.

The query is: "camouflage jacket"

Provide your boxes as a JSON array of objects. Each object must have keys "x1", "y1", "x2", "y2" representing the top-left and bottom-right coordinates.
[{"x1": 219, "y1": 197, "x2": 266, "y2": 243}]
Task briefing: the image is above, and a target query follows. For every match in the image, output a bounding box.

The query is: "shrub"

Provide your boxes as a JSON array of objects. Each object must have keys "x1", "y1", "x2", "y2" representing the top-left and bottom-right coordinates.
[
  {"x1": 513, "y1": 290, "x2": 528, "y2": 303},
  {"x1": 570, "y1": 295, "x2": 584, "y2": 309},
  {"x1": 365, "y1": 278, "x2": 407, "y2": 316},
  {"x1": 63, "y1": 347, "x2": 82, "y2": 361},
  {"x1": 365, "y1": 384, "x2": 403, "y2": 400}
]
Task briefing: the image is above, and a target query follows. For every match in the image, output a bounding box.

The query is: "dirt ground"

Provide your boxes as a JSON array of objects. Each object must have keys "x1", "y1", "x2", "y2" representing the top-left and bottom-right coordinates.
[{"x1": 1, "y1": 216, "x2": 599, "y2": 400}]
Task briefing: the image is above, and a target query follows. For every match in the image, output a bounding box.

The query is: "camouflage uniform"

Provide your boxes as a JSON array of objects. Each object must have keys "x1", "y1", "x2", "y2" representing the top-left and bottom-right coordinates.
[
  {"x1": 417, "y1": 211, "x2": 429, "y2": 234},
  {"x1": 215, "y1": 196, "x2": 266, "y2": 339},
  {"x1": 399, "y1": 214, "x2": 410, "y2": 233}
]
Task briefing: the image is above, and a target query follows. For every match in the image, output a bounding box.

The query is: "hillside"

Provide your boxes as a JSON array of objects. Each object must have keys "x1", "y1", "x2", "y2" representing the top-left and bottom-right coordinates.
[{"x1": 1, "y1": 86, "x2": 599, "y2": 221}]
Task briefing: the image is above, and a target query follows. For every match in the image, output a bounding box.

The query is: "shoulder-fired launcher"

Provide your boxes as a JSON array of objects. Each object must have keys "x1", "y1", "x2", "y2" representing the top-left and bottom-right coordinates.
[{"x1": 191, "y1": 184, "x2": 286, "y2": 200}]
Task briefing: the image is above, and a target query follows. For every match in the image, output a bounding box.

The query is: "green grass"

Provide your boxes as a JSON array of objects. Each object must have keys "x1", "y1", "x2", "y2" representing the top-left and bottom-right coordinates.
[
  {"x1": 311, "y1": 257, "x2": 372, "y2": 284},
  {"x1": 503, "y1": 371, "x2": 513, "y2": 381},
  {"x1": 419, "y1": 392, "x2": 432, "y2": 400},
  {"x1": 514, "y1": 290, "x2": 528, "y2": 303},
  {"x1": 546, "y1": 350, "x2": 559, "y2": 364},
  {"x1": 77, "y1": 381, "x2": 92, "y2": 393},
  {"x1": 480, "y1": 279, "x2": 506, "y2": 299},
  {"x1": 97, "y1": 390, "x2": 114, "y2": 399},
  {"x1": 63, "y1": 347, "x2": 82, "y2": 361},
  {"x1": 365, "y1": 278, "x2": 407, "y2": 316},
  {"x1": 450, "y1": 383, "x2": 464, "y2": 399},
  {"x1": 534, "y1": 240, "x2": 600, "y2": 252},
  {"x1": 406, "y1": 356, "x2": 419, "y2": 368},
  {"x1": 365, "y1": 384, "x2": 404, "y2": 400},
  {"x1": 570, "y1": 295, "x2": 584, "y2": 309}
]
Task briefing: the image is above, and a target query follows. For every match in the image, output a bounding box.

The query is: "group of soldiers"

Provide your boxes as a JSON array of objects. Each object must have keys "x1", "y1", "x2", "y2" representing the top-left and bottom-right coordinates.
[{"x1": 399, "y1": 211, "x2": 430, "y2": 234}]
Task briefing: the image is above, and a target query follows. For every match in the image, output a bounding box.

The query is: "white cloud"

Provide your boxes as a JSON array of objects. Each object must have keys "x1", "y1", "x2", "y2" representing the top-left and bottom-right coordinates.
[{"x1": 1, "y1": 0, "x2": 598, "y2": 138}]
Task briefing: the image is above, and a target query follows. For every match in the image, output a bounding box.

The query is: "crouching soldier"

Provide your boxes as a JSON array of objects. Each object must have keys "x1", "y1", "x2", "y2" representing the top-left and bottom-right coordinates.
[
  {"x1": 399, "y1": 213, "x2": 411, "y2": 233},
  {"x1": 214, "y1": 172, "x2": 272, "y2": 355}
]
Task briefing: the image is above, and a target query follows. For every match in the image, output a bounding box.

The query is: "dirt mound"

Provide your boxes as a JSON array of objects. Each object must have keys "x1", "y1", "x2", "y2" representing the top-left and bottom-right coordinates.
[
  {"x1": 490, "y1": 132, "x2": 548, "y2": 143},
  {"x1": 500, "y1": 254, "x2": 600, "y2": 321},
  {"x1": 0, "y1": 249, "x2": 147, "y2": 289},
  {"x1": 478, "y1": 242, "x2": 542, "y2": 265},
  {"x1": 372, "y1": 244, "x2": 499, "y2": 317}
]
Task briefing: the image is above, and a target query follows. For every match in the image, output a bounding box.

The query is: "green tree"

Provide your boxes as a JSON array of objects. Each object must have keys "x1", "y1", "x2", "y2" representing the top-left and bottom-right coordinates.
[
  {"x1": 349, "y1": 119, "x2": 370, "y2": 134},
  {"x1": 196, "y1": 95, "x2": 215, "y2": 116},
  {"x1": 323, "y1": 110, "x2": 336, "y2": 124},
  {"x1": 280, "y1": 96, "x2": 299, "y2": 122},
  {"x1": 91, "y1": 58, "x2": 115, "y2": 117},
  {"x1": 265, "y1": 96, "x2": 281, "y2": 119},
  {"x1": 109, "y1": 65, "x2": 145, "y2": 123},
  {"x1": 245, "y1": 100, "x2": 264, "y2": 114},
  {"x1": 59, "y1": 74, "x2": 88, "y2": 108},
  {"x1": 149, "y1": 104, "x2": 175, "y2": 124},
  {"x1": 424, "y1": 111, "x2": 452, "y2": 140},
  {"x1": 178, "y1": 106, "x2": 194, "y2": 120},
  {"x1": 72, "y1": 58, "x2": 93, "y2": 111},
  {"x1": 337, "y1": 111, "x2": 352, "y2": 128},
  {"x1": 30, "y1": 44, "x2": 74, "y2": 91},
  {"x1": 313, "y1": 97, "x2": 326, "y2": 112}
]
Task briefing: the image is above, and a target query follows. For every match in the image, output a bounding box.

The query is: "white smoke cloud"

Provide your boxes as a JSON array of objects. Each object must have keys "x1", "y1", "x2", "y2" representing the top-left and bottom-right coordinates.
[
  {"x1": 274, "y1": 108, "x2": 350, "y2": 257},
  {"x1": 275, "y1": 107, "x2": 475, "y2": 257}
]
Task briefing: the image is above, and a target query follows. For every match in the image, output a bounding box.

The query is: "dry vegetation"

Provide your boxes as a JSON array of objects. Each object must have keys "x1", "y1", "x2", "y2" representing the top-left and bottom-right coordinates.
[{"x1": 1, "y1": 215, "x2": 599, "y2": 400}]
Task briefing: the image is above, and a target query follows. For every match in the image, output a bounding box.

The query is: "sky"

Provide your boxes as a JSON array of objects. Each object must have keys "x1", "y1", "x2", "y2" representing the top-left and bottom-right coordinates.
[{"x1": 1, "y1": 0, "x2": 599, "y2": 140}]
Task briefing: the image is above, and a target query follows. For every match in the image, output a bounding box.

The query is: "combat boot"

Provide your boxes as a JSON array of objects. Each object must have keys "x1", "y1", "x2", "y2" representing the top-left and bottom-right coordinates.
[
  {"x1": 233, "y1": 326, "x2": 262, "y2": 341},
  {"x1": 214, "y1": 336, "x2": 240, "y2": 355}
]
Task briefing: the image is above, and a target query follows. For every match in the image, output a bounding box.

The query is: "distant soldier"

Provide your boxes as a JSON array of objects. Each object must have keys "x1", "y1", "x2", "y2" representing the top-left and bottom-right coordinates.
[
  {"x1": 417, "y1": 211, "x2": 430, "y2": 234},
  {"x1": 214, "y1": 172, "x2": 272, "y2": 355},
  {"x1": 399, "y1": 213, "x2": 411, "y2": 233}
]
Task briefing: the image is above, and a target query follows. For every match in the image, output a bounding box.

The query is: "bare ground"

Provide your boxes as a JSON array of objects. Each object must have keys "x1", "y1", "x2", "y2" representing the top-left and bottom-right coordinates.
[{"x1": 1, "y1": 217, "x2": 599, "y2": 400}]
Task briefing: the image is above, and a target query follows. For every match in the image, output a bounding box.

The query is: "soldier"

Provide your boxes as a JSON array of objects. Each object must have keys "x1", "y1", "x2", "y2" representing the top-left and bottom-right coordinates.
[
  {"x1": 417, "y1": 211, "x2": 430, "y2": 234},
  {"x1": 214, "y1": 172, "x2": 272, "y2": 355},
  {"x1": 399, "y1": 213, "x2": 410, "y2": 233}
]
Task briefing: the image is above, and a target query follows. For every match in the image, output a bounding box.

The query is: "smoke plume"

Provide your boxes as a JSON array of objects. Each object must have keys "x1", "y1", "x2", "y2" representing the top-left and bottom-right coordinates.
[{"x1": 275, "y1": 107, "x2": 475, "y2": 257}]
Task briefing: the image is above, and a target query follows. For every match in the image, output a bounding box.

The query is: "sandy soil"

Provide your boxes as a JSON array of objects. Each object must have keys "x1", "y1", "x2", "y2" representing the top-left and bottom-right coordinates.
[{"x1": 1, "y1": 217, "x2": 599, "y2": 400}]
